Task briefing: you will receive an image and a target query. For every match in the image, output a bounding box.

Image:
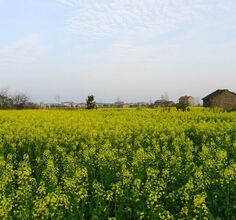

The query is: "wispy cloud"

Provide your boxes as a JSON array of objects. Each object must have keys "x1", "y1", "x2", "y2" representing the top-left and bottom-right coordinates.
[
  {"x1": 56, "y1": 0, "x2": 235, "y2": 39},
  {"x1": 0, "y1": 34, "x2": 47, "y2": 68},
  {"x1": 56, "y1": 0, "x2": 79, "y2": 8},
  {"x1": 54, "y1": 0, "x2": 236, "y2": 69}
]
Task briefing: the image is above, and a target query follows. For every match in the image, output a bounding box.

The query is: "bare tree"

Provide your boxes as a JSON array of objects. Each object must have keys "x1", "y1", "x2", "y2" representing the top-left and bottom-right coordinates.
[
  {"x1": 161, "y1": 92, "x2": 169, "y2": 101},
  {"x1": 0, "y1": 88, "x2": 31, "y2": 109},
  {"x1": 12, "y1": 93, "x2": 30, "y2": 109},
  {"x1": 0, "y1": 88, "x2": 12, "y2": 108}
]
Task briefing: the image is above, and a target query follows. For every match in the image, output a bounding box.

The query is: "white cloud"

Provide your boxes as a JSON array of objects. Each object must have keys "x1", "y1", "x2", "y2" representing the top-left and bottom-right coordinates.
[
  {"x1": 56, "y1": 0, "x2": 236, "y2": 39},
  {"x1": 56, "y1": 0, "x2": 79, "y2": 7},
  {"x1": 0, "y1": 34, "x2": 47, "y2": 68},
  {"x1": 51, "y1": 0, "x2": 236, "y2": 103}
]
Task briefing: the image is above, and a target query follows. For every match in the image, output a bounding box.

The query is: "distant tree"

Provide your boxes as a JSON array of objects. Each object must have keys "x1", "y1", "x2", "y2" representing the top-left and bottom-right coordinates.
[
  {"x1": 161, "y1": 92, "x2": 169, "y2": 101},
  {"x1": 176, "y1": 101, "x2": 190, "y2": 112},
  {"x1": 12, "y1": 93, "x2": 30, "y2": 109},
  {"x1": 86, "y1": 95, "x2": 96, "y2": 109},
  {"x1": 0, "y1": 89, "x2": 31, "y2": 109},
  {"x1": 0, "y1": 88, "x2": 12, "y2": 109}
]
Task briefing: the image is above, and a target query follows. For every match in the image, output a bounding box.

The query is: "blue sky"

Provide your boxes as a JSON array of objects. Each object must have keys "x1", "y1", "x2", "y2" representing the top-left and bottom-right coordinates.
[{"x1": 0, "y1": 0, "x2": 236, "y2": 103}]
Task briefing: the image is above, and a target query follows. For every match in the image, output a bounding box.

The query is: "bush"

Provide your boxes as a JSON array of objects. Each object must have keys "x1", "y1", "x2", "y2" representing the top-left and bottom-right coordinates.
[{"x1": 176, "y1": 101, "x2": 190, "y2": 112}]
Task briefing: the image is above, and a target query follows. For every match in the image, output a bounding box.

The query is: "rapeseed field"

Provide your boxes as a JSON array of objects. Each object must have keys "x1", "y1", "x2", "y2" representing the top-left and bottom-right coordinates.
[{"x1": 0, "y1": 108, "x2": 235, "y2": 219}]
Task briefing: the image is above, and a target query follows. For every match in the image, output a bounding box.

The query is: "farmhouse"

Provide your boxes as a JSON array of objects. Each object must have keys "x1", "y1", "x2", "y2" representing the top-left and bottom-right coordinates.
[
  {"x1": 202, "y1": 89, "x2": 236, "y2": 110},
  {"x1": 114, "y1": 101, "x2": 130, "y2": 108},
  {"x1": 61, "y1": 102, "x2": 77, "y2": 108},
  {"x1": 179, "y1": 96, "x2": 195, "y2": 106},
  {"x1": 154, "y1": 99, "x2": 175, "y2": 107}
]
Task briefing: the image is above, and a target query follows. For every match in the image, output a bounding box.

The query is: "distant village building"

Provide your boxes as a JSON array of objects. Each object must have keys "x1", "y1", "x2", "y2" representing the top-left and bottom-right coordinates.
[
  {"x1": 202, "y1": 89, "x2": 236, "y2": 110},
  {"x1": 130, "y1": 102, "x2": 150, "y2": 107},
  {"x1": 45, "y1": 103, "x2": 62, "y2": 108},
  {"x1": 179, "y1": 96, "x2": 195, "y2": 106},
  {"x1": 76, "y1": 103, "x2": 87, "y2": 109},
  {"x1": 25, "y1": 102, "x2": 39, "y2": 109},
  {"x1": 61, "y1": 102, "x2": 77, "y2": 108},
  {"x1": 154, "y1": 99, "x2": 175, "y2": 107},
  {"x1": 96, "y1": 103, "x2": 106, "y2": 108},
  {"x1": 122, "y1": 104, "x2": 130, "y2": 108},
  {"x1": 114, "y1": 101, "x2": 129, "y2": 108},
  {"x1": 96, "y1": 103, "x2": 113, "y2": 108}
]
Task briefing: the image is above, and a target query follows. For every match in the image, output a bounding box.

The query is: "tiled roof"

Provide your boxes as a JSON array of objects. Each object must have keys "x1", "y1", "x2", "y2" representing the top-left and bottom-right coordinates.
[
  {"x1": 202, "y1": 89, "x2": 236, "y2": 100},
  {"x1": 179, "y1": 96, "x2": 193, "y2": 100}
]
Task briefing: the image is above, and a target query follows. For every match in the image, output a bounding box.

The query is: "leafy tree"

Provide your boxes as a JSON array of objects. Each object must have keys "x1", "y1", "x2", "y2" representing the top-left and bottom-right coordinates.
[{"x1": 86, "y1": 95, "x2": 96, "y2": 109}]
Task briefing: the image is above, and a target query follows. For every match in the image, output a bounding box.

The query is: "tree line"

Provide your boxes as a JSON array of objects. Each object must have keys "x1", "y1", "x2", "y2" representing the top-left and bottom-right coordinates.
[
  {"x1": 0, "y1": 89, "x2": 33, "y2": 109},
  {"x1": 0, "y1": 89, "x2": 192, "y2": 111}
]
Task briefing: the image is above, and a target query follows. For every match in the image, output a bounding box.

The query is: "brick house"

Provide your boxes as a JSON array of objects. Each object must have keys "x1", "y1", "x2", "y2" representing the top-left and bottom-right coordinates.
[
  {"x1": 202, "y1": 89, "x2": 236, "y2": 110},
  {"x1": 61, "y1": 102, "x2": 77, "y2": 108},
  {"x1": 114, "y1": 101, "x2": 130, "y2": 108},
  {"x1": 154, "y1": 99, "x2": 175, "y2": 107},
  {"x1": 179, "y1": 96, "x2": 195, "y2": 106}
]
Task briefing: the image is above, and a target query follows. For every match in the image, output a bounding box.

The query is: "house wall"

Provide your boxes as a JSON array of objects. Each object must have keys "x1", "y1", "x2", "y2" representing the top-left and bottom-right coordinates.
[
  {"x1": 203, "y1": 99, "x2": 210, "y2": 107},
  {"x1": 209, "y1": 91, "x2": 236, "y2": 110},
  {"x1": 188, "y1": 97, "x2": 195, "y2": 106},
  {"x1": 179, "y1": 97, "x2": 195, "y2": 106}
]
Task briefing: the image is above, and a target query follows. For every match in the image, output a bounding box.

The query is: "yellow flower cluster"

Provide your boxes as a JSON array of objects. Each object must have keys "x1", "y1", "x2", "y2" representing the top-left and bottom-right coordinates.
[{"x1": 0, "y1": 108, "x2": 235, "y2": 219}]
